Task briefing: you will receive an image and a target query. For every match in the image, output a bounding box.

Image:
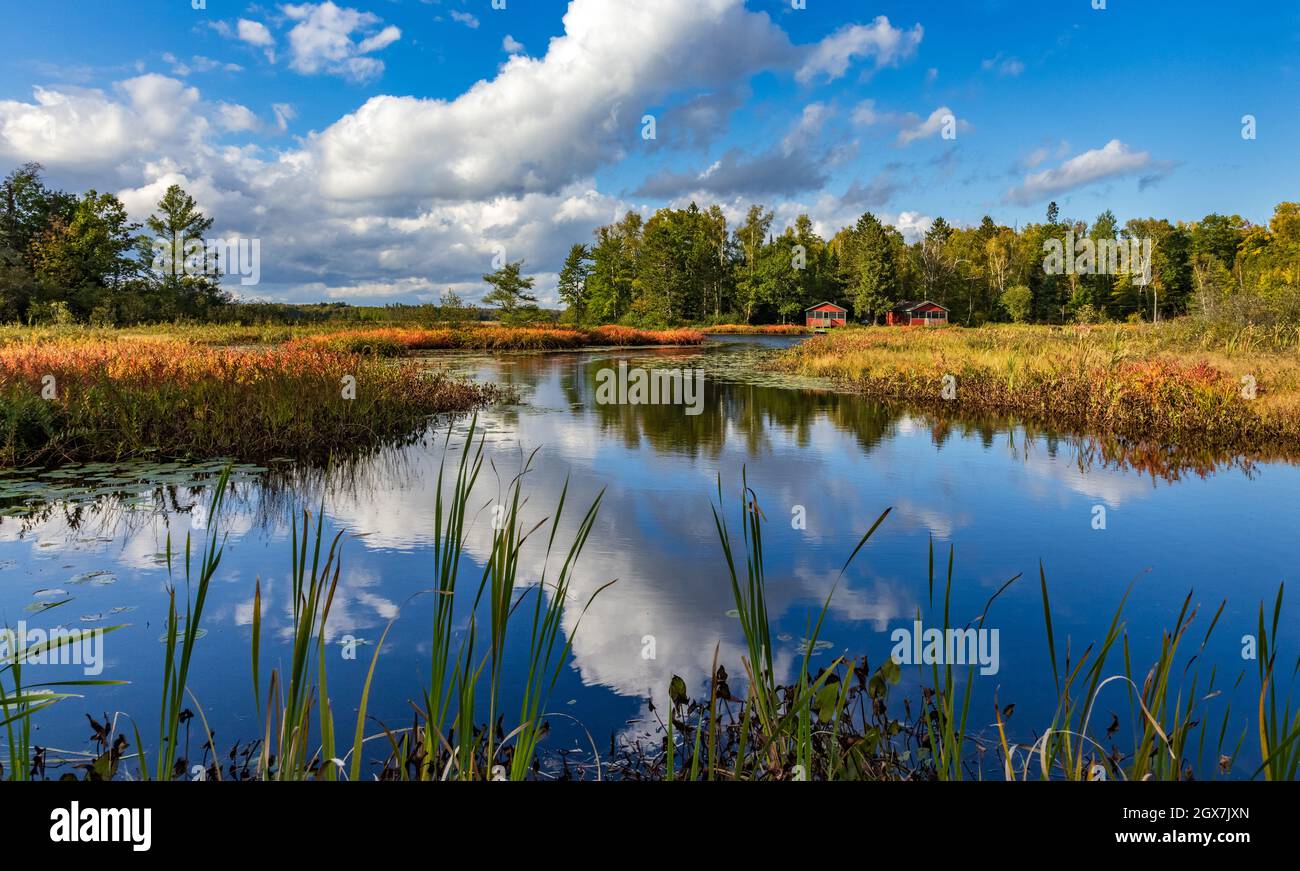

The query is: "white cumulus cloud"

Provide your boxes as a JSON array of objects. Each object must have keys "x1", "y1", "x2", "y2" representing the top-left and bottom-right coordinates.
[
  {"x1": 311, "y1": 0, "x2": 796, "y2": 202},
  {"x1": 282, "y1": 2, "x2": 401, "y2": 83},
  {"x1": 896, "y1": 105, "x2": 966, "y2": 145},
  {"x1": 0, "y1": 74, "x2": 207, "y2": 172},
  {"x1": 237, "y1": 19, "x2": 277, "y2": 62},
  {"x1": 796, "y1": 15, "x2": 922, "y2": 84},
  {"x1": 216, "y1": 102, "x2": 260, "y2": 132},
  {"x1": 1005, "y1": 139, "x2": 1165, "y2": 205}
]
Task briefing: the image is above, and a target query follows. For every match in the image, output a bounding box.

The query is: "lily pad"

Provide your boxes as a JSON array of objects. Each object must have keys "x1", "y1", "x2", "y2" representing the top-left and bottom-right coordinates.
[
  {"x1": 158, "y1": 627, "x2": 208, "y2": 643},
  {"x1": 69, "y1": 570, "x2": 115, "y2": 586},
  {"x1": 795, "y1": 637, "x2": 833, "y2": 656},
  {"x1": 25, "y1": 598, "x2": 71, "y2": 613}
]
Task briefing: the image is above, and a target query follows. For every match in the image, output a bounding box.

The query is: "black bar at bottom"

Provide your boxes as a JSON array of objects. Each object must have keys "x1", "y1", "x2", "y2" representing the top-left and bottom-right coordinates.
[{"x1": 7, "y1": 781, "x2": 1281, "y2": 857}]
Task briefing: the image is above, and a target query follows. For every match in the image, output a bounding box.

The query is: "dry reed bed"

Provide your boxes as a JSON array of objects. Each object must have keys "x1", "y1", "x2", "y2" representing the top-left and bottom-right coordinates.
[
  {"x1": 778, "y1": 323, "x2": 1300, "y2": 449},
  {"x1": 290, "y1": 325, "x2": 707, "y2": 355},
  {"x1": 0, "y1": 338, "x2": 505, "y2": 465},
  {"x1": 701, "y1": 324, "x2": 811, "y2": 335}
]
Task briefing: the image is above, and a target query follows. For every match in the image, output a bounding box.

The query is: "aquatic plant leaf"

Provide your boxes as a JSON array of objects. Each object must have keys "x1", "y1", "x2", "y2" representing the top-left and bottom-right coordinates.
[{"x1": 669, "y1": 674, "x2": 688, "y2": 707}]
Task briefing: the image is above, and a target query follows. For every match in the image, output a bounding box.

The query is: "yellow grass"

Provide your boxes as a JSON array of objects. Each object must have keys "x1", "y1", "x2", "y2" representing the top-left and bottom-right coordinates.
[{"x1": 777, "y1": 321, "x2": 1300, "y2": 450}]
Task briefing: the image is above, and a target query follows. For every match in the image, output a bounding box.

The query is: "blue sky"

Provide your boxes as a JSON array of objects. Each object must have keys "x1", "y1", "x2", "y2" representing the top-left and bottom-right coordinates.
[{"x1": 1, "y1": 0, "x2": 1297, "y2": 304}]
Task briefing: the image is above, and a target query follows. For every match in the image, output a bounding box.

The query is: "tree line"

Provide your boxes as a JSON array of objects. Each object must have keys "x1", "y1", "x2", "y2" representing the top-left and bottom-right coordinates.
[
  {"x1": 546, "y1": 199, "x2": 1300, "y2": 327},
  {"x1": 8, "y1": 161, "x2": 1297, "y2": 329},
  {"x1": 0, "y1": 164, "x2": 228, "y2": 325}
]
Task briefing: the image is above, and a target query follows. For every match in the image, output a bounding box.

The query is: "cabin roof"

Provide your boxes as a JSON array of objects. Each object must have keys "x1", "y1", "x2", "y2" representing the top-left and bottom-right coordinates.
[
  {"x1": 890, "y1": 299, "x2": 949, "y2": 313},
  {"x1": 805, "y1": 301, "x2": 848, "y2": 312}
]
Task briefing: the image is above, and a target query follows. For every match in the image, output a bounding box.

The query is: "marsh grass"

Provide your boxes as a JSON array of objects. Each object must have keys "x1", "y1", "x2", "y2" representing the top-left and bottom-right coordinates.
[
  {"x1": 0, "y1": 323, "x2": 315, "y2": 349},
  {"x1": 1003, "y1": 575, "x2": 1259, "y2": 782},
  {"x1": 701, "y1": 325, "x2": 811, "y2": 335},
  {"x1": 1254, "y1": 585, "x2": 1300, "y2": 780},
  {"x1": 247, "y1": 504, "x2": 348, "y2": 780},
  {"x1": 293, "y1": 325, "x2": 705, "y2": 356},
  {"x1": 91, "y1": 416, "x2": 612, "y2": 782},
  {"x1": 702, "y1": 470, "x2": 890, "y2": 780},
  {"x1": 778, "y1": 322, "x2": 1300, "y2": 451},
  {"x1": 152, "y1": 467, "x2": 230, "y2": 781},
  {"x1": 0, "y1": 338, "x2": 509, "y2": 466},
  {"x1": 0, "y1": 621, "x2": 127, "y2": 780},
  {"x1": 0, "y1": 322, "x2": 710, "y2": 352}
]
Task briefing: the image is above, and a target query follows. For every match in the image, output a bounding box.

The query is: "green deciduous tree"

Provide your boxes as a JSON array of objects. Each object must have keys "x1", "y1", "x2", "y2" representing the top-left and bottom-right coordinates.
[
  {"x1": 29, "y1": 190, "x2": 140, "y2": 321},
  {"x1": 1001, "y1": 284, "x2": 1033, "y2": 323}
]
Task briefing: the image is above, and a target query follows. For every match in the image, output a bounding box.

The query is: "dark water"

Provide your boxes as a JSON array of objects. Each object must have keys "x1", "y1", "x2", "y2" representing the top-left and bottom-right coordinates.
[{"x1": 2, "y1": 335, "x2": 1296, "y2": 777}]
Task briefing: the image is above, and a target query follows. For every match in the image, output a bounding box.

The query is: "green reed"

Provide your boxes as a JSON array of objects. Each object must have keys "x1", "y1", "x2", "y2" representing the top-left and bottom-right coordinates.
[
  {"x1": 349, "y1": 415, "x2": 610, "y2": 781},
  {"x1": 1254, "y1": 584, "x2": 1300, "y2": 780},
  {"x1": 0, "y1": 622, "x2": 127, "y2": 780},
  {"x1": 152, "y1": 467, "x2": 230, "y2": 780},
  {"x1": 247, "y1": 505, "x2": 346, "y2": 780},
  {"x1": 708, "y1": 469, "x2": 889, "y2": 780},
  {"x1": 696, "y1": 480, "x2": 1295, "y2": 782}
]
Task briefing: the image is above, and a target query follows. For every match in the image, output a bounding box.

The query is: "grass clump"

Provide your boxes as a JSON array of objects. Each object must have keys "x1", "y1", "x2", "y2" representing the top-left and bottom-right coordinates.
[
  {"x1": 0, "y1": 338, "x2": 509, "y2": 465},
  {"x1": 777, "y1": 321, "x2": 1300, "y2": 451},
  {"x1": 291, "y1": 325, "x2": 705, "y2": 356},
  {"x1": 701, "y1": 324, "x2": 811, "y2": 335},
  {"x1": 3, "y1": 417, "x2": 613, "y2": 781}
]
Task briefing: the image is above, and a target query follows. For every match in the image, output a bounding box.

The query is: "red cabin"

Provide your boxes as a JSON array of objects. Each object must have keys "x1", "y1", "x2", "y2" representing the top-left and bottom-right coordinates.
[
  {"x1": 805, "y1": 302, "x2": 848, "y2": 329},
  {"x1": 886, "y1": 300, "x2": 950, "y2": 326}
]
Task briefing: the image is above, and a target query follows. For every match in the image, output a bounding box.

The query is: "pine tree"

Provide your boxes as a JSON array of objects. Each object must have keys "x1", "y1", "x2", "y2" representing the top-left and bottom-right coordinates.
[
  {"x1": 557, "y1": 243, "x2": 590, "y2": 323},
  {"x1": 142, "y1": 184, "x2": 226, "y2": 316},
  {"x1": 482, "y1": 260, "x2": 538, "y2": 323}
]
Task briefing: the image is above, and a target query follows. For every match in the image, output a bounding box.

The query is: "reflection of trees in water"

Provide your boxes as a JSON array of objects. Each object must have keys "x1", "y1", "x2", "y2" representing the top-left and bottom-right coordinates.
[
  {"x1": 923, "y1": 410, "x2": 1271, "y2": 483},
  {"x1": 560, "y1": 346, "x2": 1285, "y2": 483},
  {"x1": 563, "y1": 356, "x2": 724, "y2": 458},
  {"x1": 1069, "y1": 433, "x2": 1264, "y2": 482},
  {"x1": 252, "y1": 441, "x2": 429, "y2": 525},
  {"x1": 570, "y1": 355, "x2": 898, "y2": 459},
  {"x1": 6, "y1": 481, "x2": 218, "y2": 542}
]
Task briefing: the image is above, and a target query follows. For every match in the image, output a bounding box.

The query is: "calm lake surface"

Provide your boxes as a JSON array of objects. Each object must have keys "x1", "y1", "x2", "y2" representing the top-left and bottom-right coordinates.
[{"x1": 3, "y1": 335, "x2": 1297, "y2": 776}]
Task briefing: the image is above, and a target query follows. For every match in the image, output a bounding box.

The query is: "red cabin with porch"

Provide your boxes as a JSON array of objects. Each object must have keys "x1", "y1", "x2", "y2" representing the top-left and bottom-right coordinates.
[
  {"x1": 805, "y1": 302, "x2": 848, "y2": 328},
  {"x1": 886, "y1": 300, "x2": 950, "y2": 326}
]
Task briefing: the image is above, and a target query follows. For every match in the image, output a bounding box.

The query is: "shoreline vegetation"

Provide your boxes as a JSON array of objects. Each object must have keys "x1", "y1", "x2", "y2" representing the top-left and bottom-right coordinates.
[
  {"x1": 0, "y1": 337, "x2": 509, "y2": 467},
  {"x1": 776, "y1": 321, "x2": 1300, "y2": 454},
  {"x1": 700, "y1": 324, "x2": 811, "y2": 335},
  {"x1": 288, "y1": 324, "x2": 705, "y2": 355},
  {"x1": 0, "y1": 322, "x2": 707, "y2": 352},
  {"x1": 5, "y1": 317, "x2": 1300, "y2": 468},
  {"x1": 3, "y1": 426, "x2": 1295, "y2": 782},
  {"x1": 5, "y1": 163, "x2": 1297, "y2": 336},
  {"x1": 0, "y1": 324, "x2": 704, "y2": 467}
]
